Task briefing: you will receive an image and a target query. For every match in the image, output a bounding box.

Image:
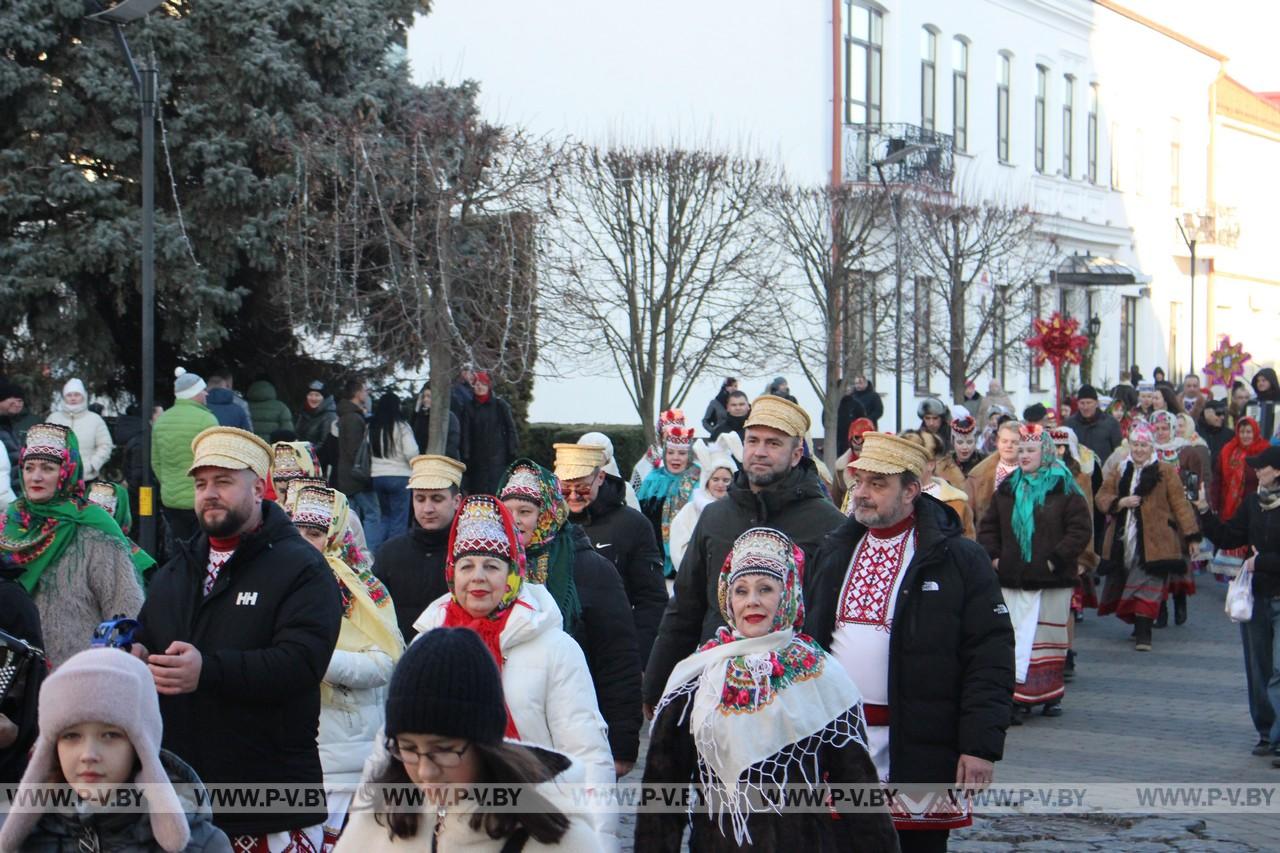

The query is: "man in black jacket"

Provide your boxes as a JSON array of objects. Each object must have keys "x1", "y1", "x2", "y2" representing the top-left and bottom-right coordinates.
[
  {"x1": 374, "y1": 454, "x2": 465, "y2": 642},
  {"x1": 556, "y1": 442, "x2": 667, "y2": 666},
  {"x1": 805, "y1": 432, "x2": 1013, "y2": 853},
  {"x1": 133, "y1": 427, "x2": 342, "y2": 845},
  {"x1": 0, "y1": 380, "x2": 25, "y2": 499},
  {"x1": 851, "y1": 374, "x2": 885, "y2": 430},
  {"x1": 642, "y1": 396, "x2": 846, "y2": 712},
  {"x1": 1065, "y1": 384, "x2": 1122, "y2": 466}
]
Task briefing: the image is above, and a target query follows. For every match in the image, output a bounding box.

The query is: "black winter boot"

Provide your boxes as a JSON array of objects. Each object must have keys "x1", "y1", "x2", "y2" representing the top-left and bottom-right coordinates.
[
  {"x1": 1174, "y1": 592, "x2": 1188, "y2": 625},
  {"x1": 1134, "y1": 617, "x2": 1153, "y2": 651},
  {"x1": 1154, "y1": 600, "x2": 1169, "y2": 628}
]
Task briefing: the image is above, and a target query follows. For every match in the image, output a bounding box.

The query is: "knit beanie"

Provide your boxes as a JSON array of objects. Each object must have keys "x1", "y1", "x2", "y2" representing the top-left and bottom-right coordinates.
[
  {"x1": 0, "y1": 648, "x2": 190, "y2": 853},
  {"x1": 0, "y1": 378, "x2": 23, "y2": 403},
  {"x1": 1076, "y1": 384, "x2": 1099, "y2": 401},
  {"x1": 385, "y1": 628, "x2": 508, "y2": 744},
  {"x1": 173, "y1": 367, "x2": 207, "y2": 401}
]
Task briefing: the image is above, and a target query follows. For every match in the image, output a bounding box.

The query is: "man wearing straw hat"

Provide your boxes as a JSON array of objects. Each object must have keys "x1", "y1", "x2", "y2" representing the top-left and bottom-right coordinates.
[
  {"x1": 642, "y1": 395, "x2": 845, "y2": 715},
  {"x1": 373, "y1": 453, "x2": 466, "y2": 643},
  {"x1": 556, "y1": 441, "x2": 667, "y2": 666},
  {"x1": 806, "y1": 432, "x2": 1014, "y2": 853},
  {"x1": 132, "y1": 427, "x2": 342, "y2": 849}
]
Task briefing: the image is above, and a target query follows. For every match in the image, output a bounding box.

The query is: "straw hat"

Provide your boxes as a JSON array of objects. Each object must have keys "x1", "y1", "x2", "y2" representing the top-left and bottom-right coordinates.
[
  {"x1": 554, "y1": 443, "x2": 605, "y2": 482},
  {"x1": 744, "y1": 395, "x2": 811, "y2": 437},
  {"x1": 408, "y1": 454, "x2": 466, "y2": 490},
  {"x1": 848, "y1": 432, "x2": 929, "y2": 477},
  {"x1": 188, "y1": 426, "x2": 272, "y2": 479}
]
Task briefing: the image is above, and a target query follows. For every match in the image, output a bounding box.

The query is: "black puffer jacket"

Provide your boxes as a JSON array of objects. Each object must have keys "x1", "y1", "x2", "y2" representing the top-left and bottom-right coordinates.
[
  {"x1": 567, "y1": 524, "x2": 643, "y2": 763},
  {"x1": 851, "y1": 382, "x2": 885, "y2": 429},
  {"x1": 459, "y1": 396, "x2": 518, "y2": 495},
  {"x1": 1252, "y1": 368, "x2": 1280, "y2": 439},
  {"x1": 1198, "y1": 492, "x2": 1280, "y2": 600},
  {"x1": 570, "y1": 475, "x2": 668, "y2": 665},
  {"x1": 0, "y1": 571, "x2": 43, "y2": 785},
  {"x1": 642, "y1": 459, "x2": 845, "y2": 705},
  {"x1": 806, "y1": 496, "x2": 1014, "y2": 784},
  {"x1": 373, "y1": 526, "x2": 451, "y2": 644},
  {"x1": 135, "y1": 501, "x2": 342, "y2": 836}
]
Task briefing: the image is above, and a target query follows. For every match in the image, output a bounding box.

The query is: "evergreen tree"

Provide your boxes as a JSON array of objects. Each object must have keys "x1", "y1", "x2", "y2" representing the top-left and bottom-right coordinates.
[{"x1": 0, "y1": 0, "x2": 429, "y2": 401}]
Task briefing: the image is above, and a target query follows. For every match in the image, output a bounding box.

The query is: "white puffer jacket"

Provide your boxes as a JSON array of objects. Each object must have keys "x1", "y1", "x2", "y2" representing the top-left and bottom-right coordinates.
[
  {"x1": 47, "y1": 408, "x2": 113, "y2": 482},
  {"x1": 318, "y1": 646, "x2": 394, "y2": 785},
  {"x1": 413, "y1": 584, "x2": 617, "y2": 839}
]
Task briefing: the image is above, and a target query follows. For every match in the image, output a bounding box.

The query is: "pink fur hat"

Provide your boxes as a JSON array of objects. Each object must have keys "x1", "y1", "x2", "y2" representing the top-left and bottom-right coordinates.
[{"x1": 0, "y1": 648, "x2": 190, "y2": 853}]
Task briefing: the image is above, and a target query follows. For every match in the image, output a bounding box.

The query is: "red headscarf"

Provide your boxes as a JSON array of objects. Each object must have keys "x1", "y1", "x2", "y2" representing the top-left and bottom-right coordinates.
[
  {"x1": 441, "y1": 494, "x2": 526, "y2": 738},
  {"x1": 1219, "y1": 417, "x2": 1269, "y2": 520}
]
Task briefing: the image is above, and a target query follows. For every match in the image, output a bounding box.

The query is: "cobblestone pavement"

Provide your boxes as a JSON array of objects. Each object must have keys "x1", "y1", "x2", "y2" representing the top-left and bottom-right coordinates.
[{"x1": 620, "y1": 576, "x2": 1278, "y2": 850}]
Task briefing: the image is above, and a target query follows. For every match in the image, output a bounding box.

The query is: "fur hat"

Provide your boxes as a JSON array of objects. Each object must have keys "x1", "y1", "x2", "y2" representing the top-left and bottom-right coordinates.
[
  {"x1": 0, "y1": 649, "x2": 190, "y2": 853},
  {"x1": 917, "y1": 397, "x2": 948, "y2": 418},
  {"x1": 1022, "y1": 403, "x2": 1048, "y2": 424}
]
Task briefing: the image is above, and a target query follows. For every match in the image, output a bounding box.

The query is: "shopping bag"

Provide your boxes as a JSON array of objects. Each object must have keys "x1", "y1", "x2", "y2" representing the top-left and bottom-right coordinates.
[{"x1": 1225, "y1": 565, "x2": 1254, "y2": 624}]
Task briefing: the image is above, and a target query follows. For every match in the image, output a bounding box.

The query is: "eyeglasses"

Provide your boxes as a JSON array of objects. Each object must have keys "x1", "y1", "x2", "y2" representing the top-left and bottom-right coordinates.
[
  {"x1": 559, "y1": 482, "x2": 594, "y2": 497},
  {"x1": 386, "y1": 739, "x2": 470, "y2": 769}
]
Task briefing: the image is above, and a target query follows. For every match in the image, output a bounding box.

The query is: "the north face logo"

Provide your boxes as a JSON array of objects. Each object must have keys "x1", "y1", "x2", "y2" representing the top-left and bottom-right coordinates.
[{"x1": 235, "y1": 592, "x2": 259, "y2": 606}]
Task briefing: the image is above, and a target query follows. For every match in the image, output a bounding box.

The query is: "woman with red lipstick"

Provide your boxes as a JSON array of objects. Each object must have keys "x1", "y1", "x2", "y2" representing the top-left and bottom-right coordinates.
[
  {"x1": 638, "y1": 528, "x2": 896, "y2": 852},
  {"x1": 0, "y1": 648, "x2": 230, "y2": 853},
  {"x1": 0, "y1": 424, "x2": 144, "y2": 668},
  {"x1": 409, "y1": 494, "x2": 616, "y2": 837}
]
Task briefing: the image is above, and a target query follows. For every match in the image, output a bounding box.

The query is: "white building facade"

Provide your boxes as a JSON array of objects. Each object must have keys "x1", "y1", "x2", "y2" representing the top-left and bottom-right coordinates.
[{"x1": 407, "y1": 0, "x2": 1279, "y2": 429}]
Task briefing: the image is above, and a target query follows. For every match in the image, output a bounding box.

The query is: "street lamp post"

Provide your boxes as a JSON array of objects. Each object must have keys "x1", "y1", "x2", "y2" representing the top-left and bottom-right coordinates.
[
  {"x1": 874, "y1": 143, "x2": 931, "y2": 433},
  {"x1": 86, "y1": 0, "x2": 165, "y2": 556}
]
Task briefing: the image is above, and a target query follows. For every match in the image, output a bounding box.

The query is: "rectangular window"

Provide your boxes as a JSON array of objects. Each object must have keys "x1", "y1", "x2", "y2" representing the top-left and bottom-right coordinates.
[
  {"x1": 1170, "y1": 118, "x2": 1182, "y2": 207},
  {"x1": 1034, "y1": 65, "x2": 1048, "y2": 174},
  {"x1": 1120, "y1": 295, "x2": 1138, "y2": 370},
  {"x1": 914, "y1": 277, "x2": 932, "y2": 393},
  {"x1": 1087, "y1": 84, "x2": 1099, "y2": 183},
  {"x1": 952, "y1": 38, "x2": 968, "y2": 152},
  {"x1": 1062, "y1": 75, "x2": 1074, "y2": 178},
  {"x1": 997, "y1": 54, "x2": 1011, "y2": 163},
  {"x1": 1110, "y1": 122, "x2": 1122, "y2": 190},
  {"x1": 845, "y1": 4, "x2": 883, "y2": 125},
  {"x1": 921, "y1": 28, "x2": 937, "y2": 132}
]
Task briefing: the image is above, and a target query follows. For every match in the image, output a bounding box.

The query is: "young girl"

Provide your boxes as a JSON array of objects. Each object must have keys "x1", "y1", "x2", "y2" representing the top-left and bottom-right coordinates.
[
  {"x1": 335, "y1": 628, "x2": 602, "y2": 852},
  {"x1": 0, "y1": 647, "x2": 230, "y2": 853}
]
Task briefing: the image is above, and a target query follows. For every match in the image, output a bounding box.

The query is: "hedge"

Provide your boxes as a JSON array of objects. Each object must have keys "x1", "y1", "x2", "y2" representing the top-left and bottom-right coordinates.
[{"x1": 518, "y1": 423, "x2": 649, "y2": 474}]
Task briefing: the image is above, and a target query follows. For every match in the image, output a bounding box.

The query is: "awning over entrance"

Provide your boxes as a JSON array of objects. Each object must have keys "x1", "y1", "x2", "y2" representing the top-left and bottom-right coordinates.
[{"x1": 1050, "y1": 251, "x2": 1146, "y2": 287}]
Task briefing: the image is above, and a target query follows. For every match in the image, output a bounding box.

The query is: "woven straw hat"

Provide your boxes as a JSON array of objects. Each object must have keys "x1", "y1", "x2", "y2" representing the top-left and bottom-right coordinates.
[
  {"x1": 188, "y1": 426, "x2": 272, "y2": 479},
  {"x1": 408, "y1": 454, "x2": 466, "y2": 490},
  {"x1": 744, "y1": 395, "x2": 811, "y2": 437},
  {"x1": 848, "y1": 432, "x2": 929, "y2": 477},
  {"x1": 554, "y1": 443, "x2": 605, "y2": 482}
]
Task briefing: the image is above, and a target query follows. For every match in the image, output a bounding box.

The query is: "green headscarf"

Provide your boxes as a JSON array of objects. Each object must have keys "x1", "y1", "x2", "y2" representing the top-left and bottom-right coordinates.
[
  {"x1": 497, "y1": 459, "x2": 582, "y2": 635},
  {"x1": 0, "y1": 426, "x2": 149, "y2": 592},
  {"x1": 1009, "y1": 429, "x2": 1082, "y2": 562},
  {"x1": 86, "y1": 481, "x2": 157, "y2": 581}
]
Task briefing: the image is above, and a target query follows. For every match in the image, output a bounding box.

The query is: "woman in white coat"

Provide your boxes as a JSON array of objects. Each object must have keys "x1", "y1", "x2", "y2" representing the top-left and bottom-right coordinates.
[
  {"x1": 667, "y1": 433, "x2": 741, "y2": 572},
  {"x1": 47, "y1": 378, "x2": 113, "y2": 482},
  {"x1": 288, "y1": 483, "x2": 404, "y2": 847},
  {"x1": 411, "y1": 495, "x2": 616, "y2": 825}
]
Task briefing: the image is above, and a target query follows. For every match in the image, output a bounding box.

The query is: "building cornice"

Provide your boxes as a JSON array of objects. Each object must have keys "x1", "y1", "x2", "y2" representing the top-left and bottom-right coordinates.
[{"x1": 1214, "y1": 75, "x2": 1280, "y2": 136}]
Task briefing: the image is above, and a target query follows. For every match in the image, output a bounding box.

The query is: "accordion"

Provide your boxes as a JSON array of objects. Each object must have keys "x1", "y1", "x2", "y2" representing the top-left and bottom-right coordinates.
[{"x1": 0, "y1": 629, "x2": 44, "y2": 706}]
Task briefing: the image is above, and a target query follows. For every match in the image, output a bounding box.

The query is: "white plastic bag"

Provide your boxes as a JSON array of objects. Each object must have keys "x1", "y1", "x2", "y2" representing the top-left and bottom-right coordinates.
[{"x1": 1226, "y1": 562, "x2": 1254, "y2": 623}]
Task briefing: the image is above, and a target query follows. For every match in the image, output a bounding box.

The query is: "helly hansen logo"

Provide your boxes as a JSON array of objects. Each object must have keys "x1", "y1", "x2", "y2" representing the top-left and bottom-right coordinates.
[{"x1": 235, "y1": 592, "x2": 259, "y2": 606}]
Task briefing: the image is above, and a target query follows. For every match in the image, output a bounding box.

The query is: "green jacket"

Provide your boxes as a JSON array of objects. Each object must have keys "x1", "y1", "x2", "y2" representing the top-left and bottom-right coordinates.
[
  {"x1": 152, "y1": 399, "x2": 217, "y2": 510},
  {"x1": 246, "y1": 380, "x2": 294, "y2": 442}
]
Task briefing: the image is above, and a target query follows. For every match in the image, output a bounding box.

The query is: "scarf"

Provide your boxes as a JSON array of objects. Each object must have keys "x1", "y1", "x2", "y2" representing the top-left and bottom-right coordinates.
[
  {"x1": 1220, "y1": 417, "x2": 1269, "y2": 520},
  {"x1": 654, "y1": 530, "x2": 865, "y2": 844},
  {"x1": 86, "y1": 482, "x2": 157, "y2": 580},
  {"x1": 498, "y1": 459, "x2": 582, "y2": 634},
  {"x1": 0, "y1": 429, "x2": 146, "y2": 592},
  {"x1": 442, "y1": 495, "x2": 527, "y2": 740},
  {"x1": 1258, "y1": 484, "x2": 1280, "y2": 512},
  {"x1": 637, "y1": 461, "x2": 701, "y2": 575},
  {"x1": 1009, "y1": 433, "x2": 1082, "y2": 562}
]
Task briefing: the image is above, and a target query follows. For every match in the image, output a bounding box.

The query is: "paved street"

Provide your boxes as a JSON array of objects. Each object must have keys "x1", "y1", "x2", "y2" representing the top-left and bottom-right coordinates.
[
  {"x1": 953, "y1": 575, "x2": 1276, "y2": 851},
  {"x1": 622, "y1": 575, "x2": 1279, "y2": 851}
]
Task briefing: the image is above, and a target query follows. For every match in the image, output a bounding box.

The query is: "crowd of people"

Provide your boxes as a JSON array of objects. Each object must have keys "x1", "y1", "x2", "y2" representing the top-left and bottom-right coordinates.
[{"x1": 0, "y1": 360, "x2": 1277, "y2": 852}]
